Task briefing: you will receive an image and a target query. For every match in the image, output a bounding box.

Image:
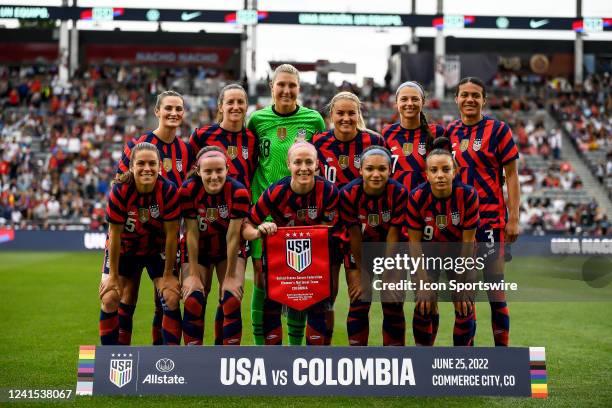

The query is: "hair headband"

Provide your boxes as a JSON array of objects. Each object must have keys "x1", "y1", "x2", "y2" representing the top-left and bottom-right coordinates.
[
  {"x1": 362, "y1": 147, "x2": 392, "y2": 163},
  {"x1": 395, "y1": 81, "x2": 424, "y2": 99},
  {"x1": 197, "y1": 150, "x2": 227, "y2": 165}
]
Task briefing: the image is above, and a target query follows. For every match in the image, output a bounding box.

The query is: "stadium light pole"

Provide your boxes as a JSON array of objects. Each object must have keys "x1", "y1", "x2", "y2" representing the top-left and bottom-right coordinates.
[
  {"x1": 248, "y1": 0, "x2": 258, "y2": 96},
  {"x1": 58, "y1": 0, "x2": 70, "y2": 84},
  {"x1": 434, "y1": 0, "x2": 445, "y2": 100},
  {"x1": 408, "y1": 0, "x2": 418, "y2": 53},
  {"x1": 69, "y1": 0, "x2": 79, "y2": 77},
  {"x1": 574, "y1": 0, "x2": 583, "y2": 85},
  {"x1": 240, "y1": 0, "x2": 248, "y2": 85}
]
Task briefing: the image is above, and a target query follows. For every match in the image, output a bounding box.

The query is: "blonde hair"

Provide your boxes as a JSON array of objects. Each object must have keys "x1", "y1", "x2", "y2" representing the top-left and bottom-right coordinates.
[
  {"x1": 215, "y1": 83, "x2": 248, "y2": 123},
  {"x1": 155, "y1": 90, "x2": 184, "y2": 111},
  {"x1": 327, "y1": 91, "x2": 366, "y2": 131},
  {"x1": 114, "y1": 142, "x2": 160, "y2": 185},
  {"x1": 271, "y1": 64, "x2": 300, "y2": 84}
]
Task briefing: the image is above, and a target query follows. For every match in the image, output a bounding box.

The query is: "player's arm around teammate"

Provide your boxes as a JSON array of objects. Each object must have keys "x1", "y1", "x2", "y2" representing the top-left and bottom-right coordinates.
[
  {"x1": 243, "y1": 142, "x2": 339, "y2": 346},
  {"x1": 406, "y1": 138, "x2": 480, "y2": 346},
  {"x1": 99, "y1": 142, "x2": 181, "y2": 345},
  {"x1": 179, "y1": 146, "x2": 250, "y2": 345},
  {"x1": 246, "y1": 64, "x2": 326, "y2": 346},
  {"x1": 339, "y1": 146, "x2": 408, "y2": 346}
]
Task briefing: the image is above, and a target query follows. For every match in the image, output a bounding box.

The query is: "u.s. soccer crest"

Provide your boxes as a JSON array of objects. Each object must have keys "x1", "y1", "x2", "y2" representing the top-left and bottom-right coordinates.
[
  {"x1": 176, "y1": 159, "x2": 183, "y2": 172},
  {"x1": 473, "y1": 138, "x2": 482, "y2": 151},
  {"x1": 138, "y1": 208, "x2": 149, "y2": 223},
  {"x1": 227, "y1": 146, "x2": 238, "y2": 159},
  {"x1": 338, "y1": 155, "x2": 349, "y2": 169},
  {"x1": 451, "y1": 211, "x2": 460, "y2": 225},
  {"x1": 418, "y1": 141, "x2": 427, "y2": 155},
  {"x1": 149, "y1": 204, "x2": 160, "y2": 219},
  {"x1": 242, "y1": 146, "x2": 249, "y2": 159},
  {"x1": 286, "y1": 238, "x2": 311, "y2": 273},
  {"x1": 354, "y1": 155, "x2": 361, "y2": 169},
  {"x1": 436, "y1": 215, "x2": 448, "y2": 229},
  {"x1": 297, "y1": 128, "x2": 307, "y2": 140},
  {"x1": 218, "y1": 204, "x2": 229, "y2": 219},
  {"x1": 382, "y1": 210, "x2": 391, "y2": 223},
  {"x1": 308, "y1": 206, "x2": 318, "y2": 219},
  {"x1": 460, "y1": 139, "x2": 469, "y2": 152},
  {"x1": 109, "y1": 357, "x2": 133, "y2": 388}
]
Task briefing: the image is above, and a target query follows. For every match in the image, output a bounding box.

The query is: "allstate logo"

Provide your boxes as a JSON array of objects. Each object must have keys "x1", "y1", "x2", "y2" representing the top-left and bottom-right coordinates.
[{"x1": 155, "y1": 358, "x2": 175, "y2": 373}]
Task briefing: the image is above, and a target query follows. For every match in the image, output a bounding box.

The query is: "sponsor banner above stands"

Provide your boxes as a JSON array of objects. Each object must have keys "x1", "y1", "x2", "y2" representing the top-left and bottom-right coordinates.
[
  {"x1": 84, "y1": 45, "x2": 235, "y2": 67},
  {"x1": 77, "y1": 345, "x2": 547, "y2": 398}
]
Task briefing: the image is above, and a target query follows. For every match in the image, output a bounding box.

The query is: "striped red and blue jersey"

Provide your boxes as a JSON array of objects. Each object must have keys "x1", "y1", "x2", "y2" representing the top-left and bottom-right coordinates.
[
  {"x1": 105, "y1": 177, "x2": 180, "y2": 256},
  {"x1": 313, "y1": 129, "x2": 386, "y2": 190},
  {"x1": 249, "y1": 176, "x2": 338, "y2": 228},
  {"x1": 383, "y1": 123, "x2": 446, "y2": 192},
  {"x1": 189, "y1": 124, "x2": 258, "y2": 189},
  {"x1": 179, "y1": 176, "x2": 250, "y2": 258},
  {"x1": 117, "y1": 131, "x2": 194, "y2": 188},
  {"x1": 446, "y1": 115, "x2": 518, "y2": 229},
  {"x1": 339, "y1": 178, "x2": 407, "y2": 242},
  {"x1": 406, "y1": 180, "x2": 479, "y2": 242}
]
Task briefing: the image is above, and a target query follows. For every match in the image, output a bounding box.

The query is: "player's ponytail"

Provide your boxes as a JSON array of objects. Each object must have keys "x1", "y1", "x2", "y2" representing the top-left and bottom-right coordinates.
[
  {"x1": 419, "y1": 111, "x2": 435, "y2": 151},
  {"x1": 188, "y1": 145, "x2": 228, "y2": 179}
]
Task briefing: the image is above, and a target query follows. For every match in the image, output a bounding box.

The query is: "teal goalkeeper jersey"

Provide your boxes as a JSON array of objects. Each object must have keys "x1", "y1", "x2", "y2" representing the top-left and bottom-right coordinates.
[{"x1": 247, "y1": 105, "x2": 326, "y2": 200}]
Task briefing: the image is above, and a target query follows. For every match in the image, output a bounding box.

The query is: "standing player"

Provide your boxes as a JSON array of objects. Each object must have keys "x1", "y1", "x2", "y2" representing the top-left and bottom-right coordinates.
[
  {"x1": 179, "y1": 146, "x2": 250, "y2": 345},
  {"x1": 446, "y1": 77, "x2": 520, "y2": 346},
  {"x1": 116, "y1": 90, "x2": 193, "y2": 345},
  {"x1": 247, "y1": 64, "x2": 326, "y2": 345},
  {"x1": 189, "y1": 83, "x2": 257, "y2": 344},
  {"x1": 242, "y1": 142, "x2": 339, "y2": 345},
  {"x1": 406, "y1": 138, "x2": 480, "y2": 346},
  {"x1": 383, "y1": 81, "x2": 445, "y2": 192},
  {"x1": 313, "y1": 91, "x2": 386, "y2": 344},
  {"x1": 99, "y1": 142, "x2": 181, "y2": 345},
  {"x1": 339, "y1": 146, "x2": 408, "y2": 346}
]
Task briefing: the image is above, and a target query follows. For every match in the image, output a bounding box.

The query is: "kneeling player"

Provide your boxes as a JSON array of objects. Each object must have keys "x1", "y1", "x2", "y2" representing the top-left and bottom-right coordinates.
[
  {"x1": 406, "y1": 138, "x2": 480, "y2": 346},
  {"x1": 339, "y1": 146, "x2": 408, "y2": 346},
  {"x1": 242, "y1": 142, "x2": 339, "y2": 345},
  {"x1": 179, "y1": 146, "x2": 250, "y2": 345},
  {"x1": 99, "y1": 142, "x2": 181, "y2": 345}
]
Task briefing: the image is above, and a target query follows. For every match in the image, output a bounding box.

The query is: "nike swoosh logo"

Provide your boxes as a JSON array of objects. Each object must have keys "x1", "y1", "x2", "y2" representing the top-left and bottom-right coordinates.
[
  {"x1": 529, "y1": 19, "x2": 549, "y2": 29},
  {"x1": 181, "y1": 11, "x2": 202, "y2": 21}
]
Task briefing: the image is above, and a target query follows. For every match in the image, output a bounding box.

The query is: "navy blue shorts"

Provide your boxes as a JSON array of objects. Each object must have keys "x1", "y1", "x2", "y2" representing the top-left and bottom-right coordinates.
[{"x1": 102, "y1": 249, "x2": 166, "y2": 280}]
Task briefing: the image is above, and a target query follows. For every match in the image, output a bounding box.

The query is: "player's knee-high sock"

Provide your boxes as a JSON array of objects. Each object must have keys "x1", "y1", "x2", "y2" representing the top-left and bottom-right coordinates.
[
  {"x1": 118, "y1": 303, "x2": 136, "y2": 345},
  {"x1": 99, "y1": 309, "x2": 119, "y2": 345},
  {"x1": 324, "y1": 309, "x2": 334, "y2": 345},
  {"x1": 152, "y1": 293, "x2": 163, "y2": 345},
  {"x1": 221, "y1": 291, "x2": 242, "y2": 345},
  {"x1": 347, "y1": 301, "x2": 371, "y2": 346},
  {"x1": 214, "y1": 303, "x2": 224, "y2": 345},
  {"x1": 287, "y1": 308, "x2": 306, "y2": 346},
  {"x1": 490, "y1": 301, "x2": 509, "y2": 346},
  {"x1": 382, "y1": 303, "x2": 405, "y2": 346},
  {"x1": 251, "y1": 286, "x2": 265, "y2": 345},
  {"x1": 306, "y1": 303, "x2": 329, "y2": 346},
  {"x1": 160, "y1": 296, "x2": 182, "y2": 345},
  {"x1": 453, "y1": 309, "x2": 476, "y2": 346},
  {"x1": 182, "y1": 291, "x2": 205, "y2": 345},
  {"x1": 412, "y1": 308, "x2": 434, "y2": 346},
  {"x1": 262, "y1": 298, "x2": 282, "y2": 345}
]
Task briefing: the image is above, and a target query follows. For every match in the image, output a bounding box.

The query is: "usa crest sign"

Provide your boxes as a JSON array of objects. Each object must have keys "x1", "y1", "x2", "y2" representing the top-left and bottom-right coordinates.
[{"x1": 264, "y1": 226, "x2": 331, "y2": 311}]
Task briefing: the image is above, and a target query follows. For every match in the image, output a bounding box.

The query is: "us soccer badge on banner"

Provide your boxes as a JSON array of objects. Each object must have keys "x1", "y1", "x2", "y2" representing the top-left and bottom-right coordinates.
[{"x1": 263, "y1": 225, "x2": 331, "y2": 311}]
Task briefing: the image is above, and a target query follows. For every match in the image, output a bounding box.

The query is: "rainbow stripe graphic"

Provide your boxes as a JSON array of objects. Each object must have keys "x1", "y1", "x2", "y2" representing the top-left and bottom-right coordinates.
[
  {"x1": 286, "y1": 239, "x2": 311, "y2": 273},
  {"x1": 529, "y1": 347, "x2": 548, "y2": 398},
  {"x1": 76, "y1": 345, "x2": 95, "y2": 396}
]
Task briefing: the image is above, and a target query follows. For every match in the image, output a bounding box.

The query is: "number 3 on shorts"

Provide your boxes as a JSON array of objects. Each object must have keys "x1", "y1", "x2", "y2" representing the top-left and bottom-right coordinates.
[{"x1": 485, "y1": 229, "x2": 495, "y2": 248}]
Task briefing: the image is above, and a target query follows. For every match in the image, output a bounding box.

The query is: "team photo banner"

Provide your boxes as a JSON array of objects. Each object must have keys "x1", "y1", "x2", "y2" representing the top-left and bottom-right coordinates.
[
  {"x1": 264, "y1": 226, "x2": 331, "y2": 311},
  {"x1": 76, "y1": 345, "x2": 547, "y2": 398}
]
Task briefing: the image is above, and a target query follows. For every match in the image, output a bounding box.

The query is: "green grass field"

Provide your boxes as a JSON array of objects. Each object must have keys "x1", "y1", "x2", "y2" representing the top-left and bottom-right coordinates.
[{"x1": 1, "y1": 251, "x2": 611, "y2": 407}]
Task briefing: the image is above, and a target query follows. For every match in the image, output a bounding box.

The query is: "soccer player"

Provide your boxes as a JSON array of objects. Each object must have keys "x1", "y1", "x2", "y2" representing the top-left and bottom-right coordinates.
[
  {"x1": 313, "y1": 91, "x2": 386, "y2": 344},
  {"x1": 116, "y1": 90, "x2": 193, "y2": 345},
  {"x1": 383, "y1": 81, "x2": 446, "y2": 192},
  {"x1": 99, "y1": 142, "x2": 180, "y2": 345},
  {"x1": 242, "y1": 142, "x2": 339, "y2": 345},
  {"x1": 247, "y1": 64, "x2": 326, "y2": 345},
  {"x1": 339, "y1": 146, "x2": 408, "y2": 346},
  {"x1": 189, "y1": 83, "x2": 257, "y2": 343},
  {"x1": 189, "y1": 83, "x2": 257, "y2": 190},
  {"x1": 446, "y1": 77, "x2": 520, "y2": 346},
  {"x1": 406, "y1": 137, "x2": 480, "y2": 346},
  {"x1": 179, "y1": 146, "x2": 250, "y2": 345}
]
